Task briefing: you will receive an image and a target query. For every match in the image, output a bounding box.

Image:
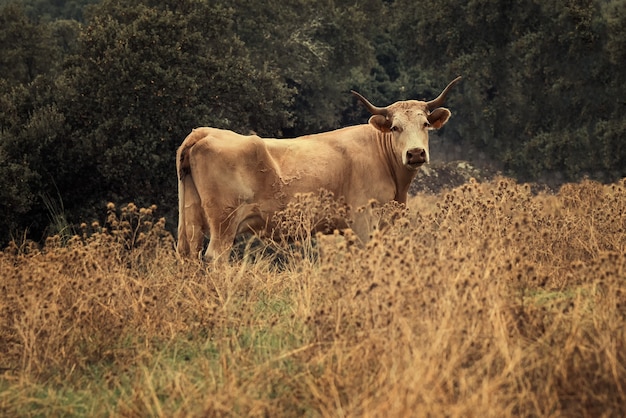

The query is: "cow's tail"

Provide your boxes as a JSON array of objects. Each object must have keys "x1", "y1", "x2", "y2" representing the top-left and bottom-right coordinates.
[
  {"x1": 176, "y1": 129, "x2": 211, "y2": 260},
  {"x1": 176, "y1": 144, "x2": 191, "y2": 258}
]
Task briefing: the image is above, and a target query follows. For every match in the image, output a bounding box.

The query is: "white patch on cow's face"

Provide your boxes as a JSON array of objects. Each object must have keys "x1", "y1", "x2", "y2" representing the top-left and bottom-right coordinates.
[{"x1": 390, "y1": 107, "x2": 432, "y2": 169}]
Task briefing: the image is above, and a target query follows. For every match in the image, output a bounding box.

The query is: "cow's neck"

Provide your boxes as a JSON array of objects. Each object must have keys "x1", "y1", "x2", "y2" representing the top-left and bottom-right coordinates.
[{"x1": 375, "y1": 130, "x2": 418, "y2": 204}]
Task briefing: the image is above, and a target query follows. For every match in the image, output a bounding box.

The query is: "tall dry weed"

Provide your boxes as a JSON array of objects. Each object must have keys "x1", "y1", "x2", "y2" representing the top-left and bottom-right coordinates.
[{"x1": 1, "y1": 178, "x2": 625, "y2": 417}]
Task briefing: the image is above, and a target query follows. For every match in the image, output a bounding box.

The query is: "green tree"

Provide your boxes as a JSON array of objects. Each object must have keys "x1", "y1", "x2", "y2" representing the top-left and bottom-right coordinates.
[
  {"x1": 229, "y1": 0, "x2": 379, "y2": 134},
  {"x1": 0, "y1": 0, "x2": 99, "y2": 21},
  {"x1": 503, "y1": 0, "x2": 615, "y2": 180},
  {"x1": 0, "y1": 0, "x2": 294, "y2": 245},
  {"x1": 62, "y1": 0, "x2": 292, "y2": 209},
  {"x1": 0, "y1": 3, "x2": 72, "y2": 242},
  {"x1": 389, "y1": 0, "x2": 625, "y2": 183},
  {"x1": 3, "y1": 0, "x2": 626, "y2": 246},
  {"x1": 596, "y1": 0, "x2": 626, "y2": 180},
  {"x1": 0, "y1": 2, "x2": 62, "y2": 84}
]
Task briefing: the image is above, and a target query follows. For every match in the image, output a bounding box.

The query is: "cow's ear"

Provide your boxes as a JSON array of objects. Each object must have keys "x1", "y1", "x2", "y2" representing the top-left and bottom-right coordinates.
[
  {"x1": 427, "y1": 108, "x2": 451, "y2": 129},
  {"x1": 369, "y1": 115, "x2": 392, "y2": 132}
]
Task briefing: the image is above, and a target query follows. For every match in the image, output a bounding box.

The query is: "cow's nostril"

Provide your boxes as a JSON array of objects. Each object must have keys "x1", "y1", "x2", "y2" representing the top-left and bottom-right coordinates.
[{"x1": 406, "y1": 148, "x2": 426, "y2": 165}]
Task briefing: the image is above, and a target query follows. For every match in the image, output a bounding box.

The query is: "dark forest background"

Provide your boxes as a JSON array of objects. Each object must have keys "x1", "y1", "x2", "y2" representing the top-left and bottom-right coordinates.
[{"x1": 1, "y1": 0, "x2": 625, "y2": 246}]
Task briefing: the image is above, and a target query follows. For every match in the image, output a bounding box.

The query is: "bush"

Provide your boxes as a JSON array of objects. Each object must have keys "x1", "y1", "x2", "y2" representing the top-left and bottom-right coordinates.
[{"x1": 2, "y1": 178, "x2": 625, "y2": 416}]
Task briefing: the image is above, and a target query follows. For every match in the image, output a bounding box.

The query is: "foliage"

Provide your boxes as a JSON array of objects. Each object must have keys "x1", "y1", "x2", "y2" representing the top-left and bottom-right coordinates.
[
  {"x1": 0, "y1": 0, "x2": 98, "y2": 21},
  {"x1": 60, "y1": 0, "x2": 292, "y2": 218},
  {"x1": 0, "y1": 2, "x2": 62, "y2": 84},
  {"x1": 227, "y1": 0, "x2": 379, "y2": 134},
  {"x1": 389, "y1": 0, "x2": 626, "y2": 182},
  {"x1": 1, "y1": 177, "x2": 625, "y2": 416},
  {"x1": 1, "y1": 0, "x2": 626, "y2": 246},
  {"x1": 0, "y1": 0, "x2": 293, "y2": 244}
]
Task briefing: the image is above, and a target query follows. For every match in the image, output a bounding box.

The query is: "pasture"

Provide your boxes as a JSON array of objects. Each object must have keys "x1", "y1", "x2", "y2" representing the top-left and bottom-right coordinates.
[{"x1": 1, "y1": 176, "x2": 625, "y2": 417}]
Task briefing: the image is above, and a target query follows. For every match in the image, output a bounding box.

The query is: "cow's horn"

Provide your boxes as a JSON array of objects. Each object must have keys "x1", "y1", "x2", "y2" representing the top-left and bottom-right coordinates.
[
  {"x1": 351, "y1": 90, "x2": 389, "y2": 117},
  {"x1": 426, "y1": 76, "x2": 462, "y2": 111}
]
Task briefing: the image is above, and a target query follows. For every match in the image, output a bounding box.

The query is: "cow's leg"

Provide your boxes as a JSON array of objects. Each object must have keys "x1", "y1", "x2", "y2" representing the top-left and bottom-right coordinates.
[
  {"x1": 178, "y1": 175, "x2": 207, "y2": 259},
  {"x1": 177, "y1": 176, "x2": 208, "y2": 259},
  {"x1": 203, "y1": 204, "x2": 262, "y2": 262},
  {"x1": 204, "y1": 214, "x2": 238, "y2": 262},
  {"x1": 351, "y1": 211, "x2": 373, "y2": 244},
  {"x1": 184, "y1": 204, "x2": 207, "y2": 258}
]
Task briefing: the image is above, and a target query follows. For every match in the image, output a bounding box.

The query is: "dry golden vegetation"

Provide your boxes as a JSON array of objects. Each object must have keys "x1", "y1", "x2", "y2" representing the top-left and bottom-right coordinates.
[{"x1": 1, "y1": 177, "x2": 625, "y2": 417}]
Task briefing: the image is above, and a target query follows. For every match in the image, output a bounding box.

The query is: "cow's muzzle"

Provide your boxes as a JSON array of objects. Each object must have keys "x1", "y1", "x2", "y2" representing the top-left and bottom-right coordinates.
[{"x1": 406, "y1": 148, "x2": 427, "y2": 168}]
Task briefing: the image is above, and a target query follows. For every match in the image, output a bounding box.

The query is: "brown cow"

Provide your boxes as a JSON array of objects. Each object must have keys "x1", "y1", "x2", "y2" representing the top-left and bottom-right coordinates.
[{"x1": 177, "y1": 77, "x2": 461, "y2": 260}]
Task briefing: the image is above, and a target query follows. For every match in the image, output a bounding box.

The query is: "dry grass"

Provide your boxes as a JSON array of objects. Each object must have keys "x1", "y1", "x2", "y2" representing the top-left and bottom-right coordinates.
[{"x1": 1, "y1": 177, "x2": 625, "y2": 417}]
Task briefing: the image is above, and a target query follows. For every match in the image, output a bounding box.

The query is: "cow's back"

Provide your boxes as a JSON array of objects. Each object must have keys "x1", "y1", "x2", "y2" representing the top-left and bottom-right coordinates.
[
  {"x1": 261, "y1": 132, "x2": 358, "y2": 200},
  {"x1": 265, "y1": 126, "x2": 397, "y2": 207}
]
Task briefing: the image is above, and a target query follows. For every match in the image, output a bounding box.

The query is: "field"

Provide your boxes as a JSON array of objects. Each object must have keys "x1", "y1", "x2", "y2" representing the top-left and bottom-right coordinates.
[{"x1": 1, "y1": 176, "x2": 625, "y2": 417}]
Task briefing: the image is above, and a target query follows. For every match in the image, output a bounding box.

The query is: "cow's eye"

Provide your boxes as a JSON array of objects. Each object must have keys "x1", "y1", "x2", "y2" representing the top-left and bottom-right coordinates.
[
  {"x1": 423, "y1": 121, "x2": 431, "y2": 128},
  {"x1": 391, "y1": 125, "x2": 400, "y2": 132}
]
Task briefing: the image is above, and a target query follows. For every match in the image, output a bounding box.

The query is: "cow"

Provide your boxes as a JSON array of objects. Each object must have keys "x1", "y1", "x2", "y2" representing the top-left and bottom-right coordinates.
[{"x1": 177, "y1": 76, "x2": 462, "y2": 261}]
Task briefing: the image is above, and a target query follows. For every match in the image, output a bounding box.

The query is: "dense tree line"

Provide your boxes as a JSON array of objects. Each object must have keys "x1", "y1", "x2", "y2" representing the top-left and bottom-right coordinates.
[{"x1": 1, "y1": 0, "x2": 625, "y2": 245}]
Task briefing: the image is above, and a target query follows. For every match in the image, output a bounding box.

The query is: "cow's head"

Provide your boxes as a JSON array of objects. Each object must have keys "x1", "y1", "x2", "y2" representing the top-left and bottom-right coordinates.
[{"x1": 352, "y1": 76, "x2": 461, "y2": 170}]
